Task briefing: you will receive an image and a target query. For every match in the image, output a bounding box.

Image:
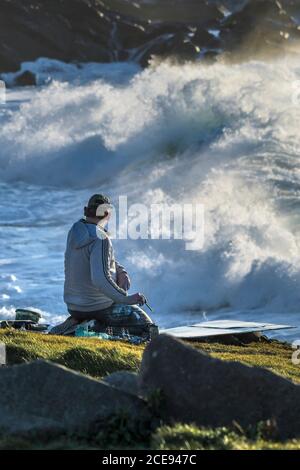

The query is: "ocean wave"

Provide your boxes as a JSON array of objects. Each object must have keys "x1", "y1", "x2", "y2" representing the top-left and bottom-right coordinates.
[{"x1": 1, "y1": 57, "x2": 300, "y2": 324}]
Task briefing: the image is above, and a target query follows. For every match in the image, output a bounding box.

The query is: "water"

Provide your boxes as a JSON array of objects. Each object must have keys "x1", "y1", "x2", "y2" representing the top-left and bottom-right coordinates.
[{"x1": 1, "y1": 57, "x2": 300, "y2": 341}]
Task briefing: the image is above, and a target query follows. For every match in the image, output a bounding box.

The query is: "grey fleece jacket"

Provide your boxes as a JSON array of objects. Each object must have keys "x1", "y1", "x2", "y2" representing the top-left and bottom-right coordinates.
[{"x1": 64, "y1": 220, "x2": 134, "y2": 312}]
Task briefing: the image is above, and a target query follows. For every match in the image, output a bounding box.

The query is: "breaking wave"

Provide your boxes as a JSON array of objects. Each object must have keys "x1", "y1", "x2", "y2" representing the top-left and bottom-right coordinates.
[{"x1": 1, "y1": 57, "x2": 300, "y2": 331}]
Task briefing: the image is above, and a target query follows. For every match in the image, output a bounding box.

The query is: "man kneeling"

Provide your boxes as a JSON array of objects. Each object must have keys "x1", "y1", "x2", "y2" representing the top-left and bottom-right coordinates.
[{"x1": 51, "y1": 194, "x2": 157, "y2": 339}]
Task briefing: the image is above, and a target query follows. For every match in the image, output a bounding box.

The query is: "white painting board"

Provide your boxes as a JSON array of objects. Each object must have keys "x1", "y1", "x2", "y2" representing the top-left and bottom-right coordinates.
[{"x1": 160, "y1": 320, "x2": 295, "y2": 339}]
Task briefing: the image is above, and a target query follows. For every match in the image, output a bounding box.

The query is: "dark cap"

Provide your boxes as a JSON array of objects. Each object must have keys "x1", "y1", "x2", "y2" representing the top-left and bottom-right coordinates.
[
  {"x1": 87, "y1": 194, "x2": 111, "y2": 208},
  {"x1": 84, "y1": 194, "x2": 111, "y2": 218}
]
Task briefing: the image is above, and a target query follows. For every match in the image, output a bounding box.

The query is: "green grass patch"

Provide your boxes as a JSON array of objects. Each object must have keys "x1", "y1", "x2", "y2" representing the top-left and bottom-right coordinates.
[
  {"x1": 192, "y1": 340, "x2": 300, "y2": 383},
  {"x1": 0, "y1": 329, "x2": 143, "y2": 379},
  {"x1": 151, "y1": 423, "x2": 300, "y2": 450},
  {"x1": 1, "y1": 330, "x2": 298, "y2": 383},
  {"x1": 1, "y1": 423, "x2": 300, "y2": 450}
]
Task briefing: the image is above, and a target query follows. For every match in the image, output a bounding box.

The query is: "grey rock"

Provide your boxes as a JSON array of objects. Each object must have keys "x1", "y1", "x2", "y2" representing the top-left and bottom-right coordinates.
[
  {"x1": 139, "y1": 334, "x2": 300, "y2": 439},
  {"x1": 0, "y1": 0, "x2": 114, "y2": 73},
  {"x1": 0, "y1": 1, "x2": 299, "y2": 75},
  {"x1": 14, "y1": 71, "x2": 37, "y2": 87},
  {"x1": 103, "y1": 371, "x2": 139, "y2": 396},
  {"x1": 0, "y1": 360, "x2": 148, "y2": 437},
  {"x1": 0, "y1": 0, "x2": 222, "y2": 73},
  {"x1": 220, "y1": 0, "x2": 300, "y2": 58}
]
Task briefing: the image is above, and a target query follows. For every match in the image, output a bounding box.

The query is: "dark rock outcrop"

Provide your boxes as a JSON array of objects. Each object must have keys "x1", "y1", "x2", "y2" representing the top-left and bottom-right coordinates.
[
  {"x1": 139, "y1": 334, "x2": 300, "y2": 439},
  {"x1": 0, "y1": 360, "x2": 148, "y2": 437},
  {"x1": 14, "y1": 70, "x2": 37, "y2": 87},
  {"x1": 220, "y1": 0, "x2": 300, "y2": 58},
  {"x1": 0, "y1": 0, "x2": 113, "y2": 72},
  {"x1": 1, "y1": 1, "x2": 300, "y2": 76},
  {"x1": 0, "y1": 0, "x2": 223, "y2": 73},
  {"x1": 103, "y1": 371, "x2": 139, "y2": 396}
]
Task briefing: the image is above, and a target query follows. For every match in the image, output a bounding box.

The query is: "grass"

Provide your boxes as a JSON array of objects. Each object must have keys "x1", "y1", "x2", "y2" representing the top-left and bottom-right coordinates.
[
  {"x1": 0, "y1": 329, "x2": 143, "y2": 379},
  {"x1": 0, "y1": 329, "x2": 300, "y2": 450},
  {"x1": 1, "y1": 330, "x2": 299, "y2": 382},
  {"x1": 152, "y1": 424, "x2": 300, "y2": 450},
  {"x1": 192, "y1": 340, "x2": 300, "y2": 384},
  {"x1": 1, "y1": 423, "x2": 300, "y2": 450}
]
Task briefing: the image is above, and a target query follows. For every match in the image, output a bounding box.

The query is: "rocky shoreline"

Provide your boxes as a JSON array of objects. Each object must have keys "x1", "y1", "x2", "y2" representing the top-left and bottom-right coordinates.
[
  {"x1": 1, "y1": 0, "x2": 300, "y2": 83},
  {"x1": 0, "y1": 329, "x2": 299, "y2": 449}
]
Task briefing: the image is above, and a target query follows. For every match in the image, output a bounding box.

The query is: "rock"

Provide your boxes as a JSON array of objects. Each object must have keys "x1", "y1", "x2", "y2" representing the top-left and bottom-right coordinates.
[
  {"x1": 104, "y1": 0, "x2": 223, "y2": 25},
  {"x1": 136, "y1": 33, "x2": 199, "y2": 67},
  {"x1": 209, "y1": 0, "x2": 248, "y2": 13},
  {"x1": 192, "y1": 28, "x2": 220, "y2": 49},
  {"x1": 0, "y1": 360, "x2": 148, "y2": 437},
  {"x1": 0, "y1": 0, "x2": 299, "y2": 73},
  {"x1": 103, "y1": 371, "x2": 139, "y2": 396},
  {"x1": 0, "y1": 0, "x2": 114, "y2": 73},
  {"x1": 0, "y1": 0, "x2": 222, "y2": 72},
  {"x1": 220, "y1": 0, "x2": 300, "y2": 57},
  {"x1": 14, "y1": 71, "x2": 37, "y2": 87},
  {"x1": 139, "y1": 334, "x2": 300, "y2": 439},
  {"x1": 114, "y1": 20, "x2": 149, "y2": 51}
]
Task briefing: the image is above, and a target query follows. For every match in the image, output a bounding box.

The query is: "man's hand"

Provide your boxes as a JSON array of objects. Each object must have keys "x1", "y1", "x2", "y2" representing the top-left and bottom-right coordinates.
[
  {"x1": 130, "y1": 292, "x2": 147, "y2": 306},
  {"x1": 117, "y1": 271, "x2": 131, "y2": 292}
]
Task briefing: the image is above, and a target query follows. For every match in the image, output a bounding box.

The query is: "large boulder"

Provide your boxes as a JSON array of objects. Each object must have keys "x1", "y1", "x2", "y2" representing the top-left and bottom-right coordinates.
[
  {"x1": 1, "y1": 0, "x2": 299, "y2": 74},
  {"x1": 0, "y1": 0, "x2": 299, "y2": 77},
  {"x1": 14, "y1": 71, "x2": 37, "y2": 87},
  {"x1": 0, "y1": 360, "x2": 148, "y2": 437},
  {"x1": 0, "y1": 0, "x2": 114, "y2": 73},
  {"x1": 103, "y1": 371, "x2": 139, "y2": 396},
  {"x1": 0, "y1": 0, "x2": 222, "y2": 73},
  {"x1": 139, "y1": 334, "x2": 300, "y2": 439},
  {"x1": 220, "y1": 0, "x2": 300, "y2": 58}
]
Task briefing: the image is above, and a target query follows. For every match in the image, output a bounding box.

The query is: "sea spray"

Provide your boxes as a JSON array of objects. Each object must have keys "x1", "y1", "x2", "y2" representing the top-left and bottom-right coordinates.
[{"x1": 0, "y1": 58, "x2": 300, "y2": 337}]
